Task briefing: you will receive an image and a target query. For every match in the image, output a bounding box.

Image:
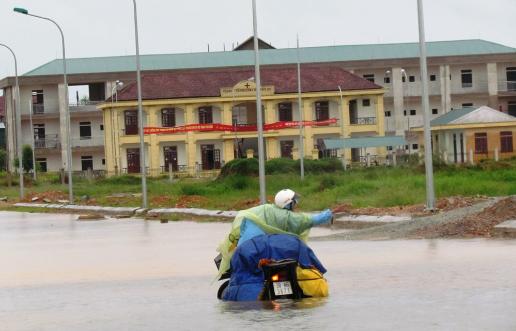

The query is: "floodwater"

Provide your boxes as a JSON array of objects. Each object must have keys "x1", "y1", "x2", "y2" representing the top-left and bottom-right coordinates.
[{"x1": 1, "y1": 211, "x2": 516, "y2": 331}]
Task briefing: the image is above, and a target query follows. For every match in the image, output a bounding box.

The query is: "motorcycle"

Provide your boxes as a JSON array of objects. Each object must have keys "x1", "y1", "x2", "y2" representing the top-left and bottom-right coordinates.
[{"x1": 214, "y1": 233, "x2": 328, "y2": 301}]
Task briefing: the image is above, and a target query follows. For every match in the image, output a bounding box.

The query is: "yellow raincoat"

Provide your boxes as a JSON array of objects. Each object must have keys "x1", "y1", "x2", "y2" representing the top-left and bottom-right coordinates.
[{"x1": 216, "y1": 204, "x2": 313, "y2": 279}]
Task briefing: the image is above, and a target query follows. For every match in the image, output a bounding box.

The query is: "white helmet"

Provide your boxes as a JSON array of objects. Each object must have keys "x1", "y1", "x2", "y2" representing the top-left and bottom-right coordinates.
[{"x1": 274, "y1": 189, "x2": 299, "y2": 209}]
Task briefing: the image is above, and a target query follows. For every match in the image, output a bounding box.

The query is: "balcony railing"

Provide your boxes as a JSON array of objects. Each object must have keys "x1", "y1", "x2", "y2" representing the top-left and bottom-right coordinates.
[
  {"x1": 71, "y1": 136, "x2": 104, "y2": 148},
  {"x1": 498, "y1": 81, "x2": 516, "y2": 93},
  {"x1": 32, "y1": 104, "x2": 45, "y2": 114},
  {"x1": 350, "y1": 117, "x2": 376, "y2": 125},
  {"x1": 69, "y1": 100, "x2": 102, "y2": 112},
  {"x1": 34, "y1": 134, "x2": 60, "y2": 149}
]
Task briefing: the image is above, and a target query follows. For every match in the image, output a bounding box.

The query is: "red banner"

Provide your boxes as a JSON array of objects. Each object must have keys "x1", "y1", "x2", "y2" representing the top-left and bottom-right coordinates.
[{"x1": 144, "y1": 118, "x2": 338, "y2": 135}]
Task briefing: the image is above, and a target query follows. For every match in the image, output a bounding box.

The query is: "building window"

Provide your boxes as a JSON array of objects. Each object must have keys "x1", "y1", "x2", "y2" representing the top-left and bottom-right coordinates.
[
  {"x1": 412, "y1": 144, "x2": 419, "y2": 150},
  {"x1": 161, "y1": 108, "x2": 176, "y2": 127},
  {"x1": 385, "y1": 111, "x2": 391, "y2": 117},
  {"x1": 124, "y1": 110, "x2": 138, "y2": 135},
  {"x1": 315, "y1": 101, "x2": 329, "y2": 121},
  {"x1": 363, "y1": 74, "x2": 375, "y2": 83},
  {"x1": 462, "y1": 103, "x2": 474, "y2": 108},
  {"x1": 474, "y1": 133, "x2": 488, "y2": 154},
  {"x1": 432, "y1": 108, "x2": 438, "y2": 115},
  {"x1": 507, "y1": 101, "x2": 516, "y2": 117},
  {"x1": 198, "y1": 106, "x2": 213, "y2": 124},
  {"x1": 409, "y1": 76, "x2": 415, "y2": 82},
  {"x1": 403, "y1": 110, "x2": 407, "y2": 116},
  {"x1": 410, "y1": 109, "x2": 416, "y2": 116},
  {"x1": 79, "y1": 122, "x2": 92, "y2": 139},
  {"x1": 500, "y1": 131, "x2": 513, "y2": 153},
  {"x1": 506, "y1": 67, "x2": 516, "y2": 91},
  {"x1": 430, "y1": 74, "x2": 437, "y2": 81},
  {"x1": 100, "y1": 124, "x2": 104, "y2": 131},
  {"x1": 402, "y1": 76, "x2": 406, "y2": 83},
  {"x1": 384, "y1": 77, "x2": 391, "y2": 84},
  {"x1": 278, "y1": 102, "x2": 293, "y2": 122},
  {"x1": 405, "y1": 145, "x2": 409, "y2": 150},
  {"x1": 126, "y1": 148, "x2": 140, "y2": 173},
  {"x1": 36, "y1": 158, "x2": 47, "y2": 172},
  {"x1": 32, "y1": 90, "x2": 44, "y2": 114},
  {"x1": 280, "y1": 140, "x2": 294, "y2": 159},
  {"x1": 461, "y1": 69, "x2": 473, "y2": 88},
  {"x1": 362, "y1": 99, "x2": 371, "y2": 107},
  {"x1": 102, "y1": 158, "x2": 106, "y2": 165},
  {"x1": 386, "y1": 146, "x2": 393, "y2": 151},
  {"x1": 81, "y1": 155, "x2": 93, "y2": 171},
  {"x1": 201, "y1": 144, "x2": 221, "y2": 170}
]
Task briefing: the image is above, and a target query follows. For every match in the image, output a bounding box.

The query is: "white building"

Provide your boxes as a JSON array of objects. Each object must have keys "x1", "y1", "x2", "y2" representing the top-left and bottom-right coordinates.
[{"x1": 1, "y1": 38, "x2": 515, "y2": 172}]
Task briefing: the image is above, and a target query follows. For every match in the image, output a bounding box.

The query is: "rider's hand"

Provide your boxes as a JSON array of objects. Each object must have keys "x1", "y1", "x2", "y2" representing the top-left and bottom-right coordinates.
[{"x1": 311, "y1": 209, "x2": 333, "y2": 226}]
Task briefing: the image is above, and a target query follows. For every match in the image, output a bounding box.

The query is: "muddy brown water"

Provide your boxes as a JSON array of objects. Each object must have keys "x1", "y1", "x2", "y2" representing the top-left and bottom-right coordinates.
[{"x1": 1, "y1": 211, "x2": 516, "y2": 331}]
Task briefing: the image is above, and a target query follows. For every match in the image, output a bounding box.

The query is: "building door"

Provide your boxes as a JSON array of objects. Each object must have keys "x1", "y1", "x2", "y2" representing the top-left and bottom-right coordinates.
[
  {"x1": 349, "y1": 100, "x2": 358, "y2": 124},
  {"x1": 351, "y1": 148, "x2": 361, "y2": 162},
  {"x1": 280, "y1": 140, "x2": 294, "y2": 159},
  {"x1": 163, "y1": 146, "x2": 178, "y2": 171},
  {"x1": 81, "y1": 156, "x2": 93, "y2": 171},
  {"x1": 506, "y1": 67, "x2": 516, "y2": 91},
  {"x1": 508, "y1": 101, "x2": 516, "y2": 117},
  {"x1": 126, "y1": 148, "x2": 140, "y2": 173},
  {"x1": 124, "y1": 111, "x2": 138, "y2": 135},
  {"x1": 201, "y1": 144, "x2": 220, "y2": 170},
  {"x1": 36, "y1": 158, "x2": 47, "y2": 172},
  {"x1": 33, "y1": 124, "x2": 45, "y2": 148}
]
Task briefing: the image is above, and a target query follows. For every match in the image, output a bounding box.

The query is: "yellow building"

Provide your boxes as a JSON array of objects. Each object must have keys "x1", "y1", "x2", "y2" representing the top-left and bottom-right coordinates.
[
  {"x1": 414, "y1": 106, "x2": 516, "y2": 163},
  {"x1": 98, "y1": 66, "x2": 386, "y2": 176}
]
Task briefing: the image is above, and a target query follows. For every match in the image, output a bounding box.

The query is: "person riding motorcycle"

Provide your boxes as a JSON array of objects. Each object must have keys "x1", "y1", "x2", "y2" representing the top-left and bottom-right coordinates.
[{"x1": 216, "y1": 189, "x2": 333, "y2": 279}]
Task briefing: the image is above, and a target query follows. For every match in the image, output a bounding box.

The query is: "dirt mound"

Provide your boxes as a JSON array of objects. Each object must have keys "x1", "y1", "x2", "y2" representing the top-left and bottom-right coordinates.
[
  {"x1": 411, "y1": 197, "x2": 516, "y2": 238},
  {"x1": 333, "y1": 196, "x2": 485, "y2": 217},
  {"x1": 175, "y1": 195, "x2": 208, "y2": 208},
  {"x1": 24, "y1": 190, "x2": 68, "y2": 202}
]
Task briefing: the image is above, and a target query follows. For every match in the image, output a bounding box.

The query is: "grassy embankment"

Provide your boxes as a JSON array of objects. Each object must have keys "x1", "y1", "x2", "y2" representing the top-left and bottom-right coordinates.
[{"x1": 1, "y1": 158, "x2": 515, "y2": 211}]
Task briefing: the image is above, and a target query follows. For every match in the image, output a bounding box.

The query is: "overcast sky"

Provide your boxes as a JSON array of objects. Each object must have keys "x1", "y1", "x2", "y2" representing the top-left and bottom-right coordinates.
[{"x1": 0, "y1": 0, "x2": 515, "y2": 78}]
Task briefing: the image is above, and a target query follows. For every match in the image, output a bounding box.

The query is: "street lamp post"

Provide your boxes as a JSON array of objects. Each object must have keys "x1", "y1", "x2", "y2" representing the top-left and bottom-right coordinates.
[
  {"x1": 417, "y1": 0, "x2": 436, "y2": 210},
  {"x1": 252, "y1": 0, "x2": 266, "y2": 204},
  {"x1": 296, "y1": 35, "x2": 305, "y2": 180},
  {"x1": 0, "y1": 43, "x2": 23, "y2": 198},
  {"x1": 131, "y1": 0, "x2": 148, "y2": 209},
  {"x1": 337, "y1": 85, "x2": 346, "y2": 170},
  {"x1": 111, "y1": 81, "x2": 123, "y2": 175},
  {"x1": 14, "y1": 7, "x2": 73, "y2": 203}
]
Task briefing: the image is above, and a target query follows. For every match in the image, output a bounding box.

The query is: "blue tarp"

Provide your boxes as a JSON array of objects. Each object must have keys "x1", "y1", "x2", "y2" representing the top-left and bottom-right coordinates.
[{"x1": 222, "y1": 234, "x2": 326, "y2": 301}]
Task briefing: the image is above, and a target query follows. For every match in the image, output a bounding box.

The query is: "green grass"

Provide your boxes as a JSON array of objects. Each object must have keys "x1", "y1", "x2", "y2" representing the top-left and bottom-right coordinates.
[{"x1": 1, "y1": 159, "x2": 515, "y2": 211}]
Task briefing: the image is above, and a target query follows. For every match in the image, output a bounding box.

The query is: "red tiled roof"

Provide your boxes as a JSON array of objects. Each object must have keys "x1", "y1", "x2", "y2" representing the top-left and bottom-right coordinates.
[{"x1": 113, "y1": 66, "x2": 381, "y2": 102}]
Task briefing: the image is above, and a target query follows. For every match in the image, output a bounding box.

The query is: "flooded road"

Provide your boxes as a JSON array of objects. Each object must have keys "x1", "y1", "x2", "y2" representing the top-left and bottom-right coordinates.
[{"x1": 1, "y1": 211, "x2": 516, "y2": 331}]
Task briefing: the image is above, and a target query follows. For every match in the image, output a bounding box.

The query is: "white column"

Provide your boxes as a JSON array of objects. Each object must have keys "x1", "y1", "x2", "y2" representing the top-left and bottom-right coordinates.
[
  {"x1": 391, "y1": 67, "x2": 405, "y2": 134},
  {"x1": 58, "y1": 83, "x2": 69, "y2": 170},
  {"x1": 487, "y1": 63, "x2": 499, "y2": 108},
  {"x1": 440, "y1": 65, "x2": 451, "y2": 113}
]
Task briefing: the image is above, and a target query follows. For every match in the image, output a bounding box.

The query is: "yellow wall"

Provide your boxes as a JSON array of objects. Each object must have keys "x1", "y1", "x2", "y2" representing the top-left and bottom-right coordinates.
[
  {"x1": 99, "y1": 89, "x2": 385, "y2": 176},
  {"x1": 465, "y1": 126, "x2": 516, "y2": 162}
]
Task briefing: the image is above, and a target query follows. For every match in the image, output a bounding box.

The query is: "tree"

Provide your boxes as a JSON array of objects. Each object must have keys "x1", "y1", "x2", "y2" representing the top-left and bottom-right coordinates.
[
  {"x1": 0, "y1": 149, "x2": 6, "y2": 171},
  {"x1": 22, "y1": 145, "x2": 33, "y2": 173}
]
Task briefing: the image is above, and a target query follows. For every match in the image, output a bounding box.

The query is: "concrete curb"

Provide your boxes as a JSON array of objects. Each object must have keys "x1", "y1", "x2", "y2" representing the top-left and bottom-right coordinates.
[
  {"x1": 147, "y1": 207, "x2": 237, "y2": 218},
  {"x1": 493, "y1": 220, "x2": 516, "y2": 238},
  {"x1": 14, "y1": 203, "x2": 140, "y2": 215}
]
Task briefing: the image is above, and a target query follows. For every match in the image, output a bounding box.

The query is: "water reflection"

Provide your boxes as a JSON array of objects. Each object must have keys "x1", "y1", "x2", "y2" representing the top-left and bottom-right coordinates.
[{"x1": 1, "y1": 211, "x2": 516, "y2": 331}]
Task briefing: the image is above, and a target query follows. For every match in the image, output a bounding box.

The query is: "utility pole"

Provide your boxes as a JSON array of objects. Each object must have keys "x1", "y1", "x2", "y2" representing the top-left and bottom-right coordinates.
[{"x1": 417, "y1": 0, "x2": 436, "y2": 210}]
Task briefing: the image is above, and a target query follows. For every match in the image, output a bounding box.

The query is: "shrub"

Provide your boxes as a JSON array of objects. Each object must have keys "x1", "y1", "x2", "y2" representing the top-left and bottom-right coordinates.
[
  {"x1": 265, "y1": 158, "x2": 297, "y2": 174},
  {"x1": 100, "y1": 175, "x2": 141, "y2": 185},
  {"x1": 22, "y1": 145, "x2": 33, "y2": 173},
  {"x1": 180, "y1": 183, "x2": 206, "y2": 196},
  {"x1": 219, "y1": 158, "x2": 259, "y2": 178},
  {"x1": 301, "y1": 158, "x2": 343, "y2": 173},
  {"x1": 224, "y1": 175, "x2": 254, "y2": 190},
  {"x1": 318, "y1": 175, "x2": 338, "y2": 191},
  {"x1": 0, "y1": 149, "x2": 6, "y2": 171}
]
